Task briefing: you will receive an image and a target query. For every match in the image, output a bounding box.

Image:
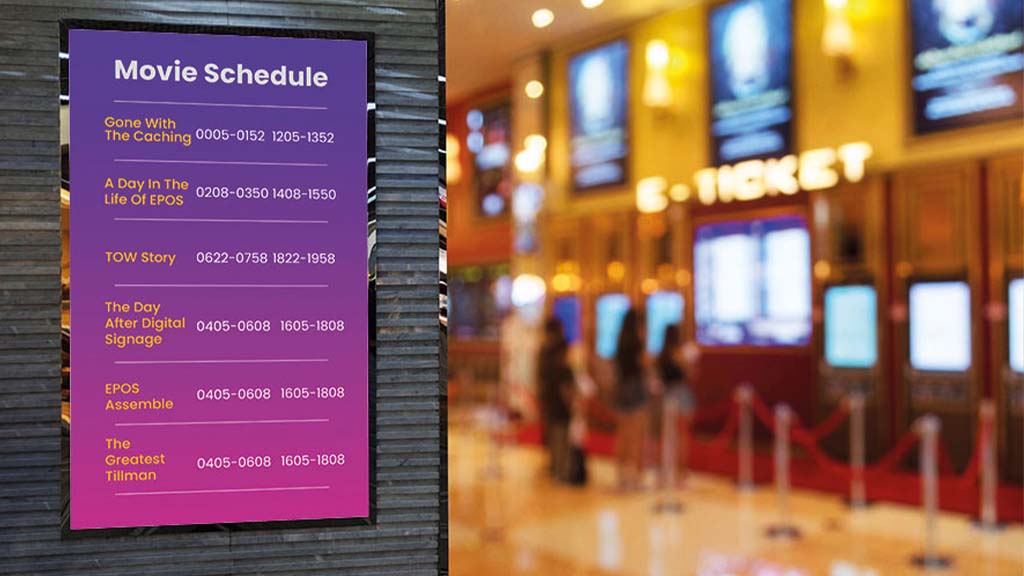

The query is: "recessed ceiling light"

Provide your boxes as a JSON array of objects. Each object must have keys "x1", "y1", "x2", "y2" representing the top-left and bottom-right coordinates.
[
  {"x1": 525, "y1": 80, "x2": 545, "y2": 99},
  {"x1": 581, "y1": 0, "x2": 604, "y2": 8},
  {"x1": 532, "y1": 9, "x2": 555, "y2": 29}
]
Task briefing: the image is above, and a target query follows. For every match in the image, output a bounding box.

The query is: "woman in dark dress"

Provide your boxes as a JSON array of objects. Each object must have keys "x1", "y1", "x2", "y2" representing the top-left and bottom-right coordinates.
[
  {"x1": 657, "y1": 324, "x2": 695, "y2": 485},
  {"x1": 614, "y1": 309, "x2": 648, "y2": 490},
  {"x1": 538, "y1": 317, "x2": 574, "y2": 482}
]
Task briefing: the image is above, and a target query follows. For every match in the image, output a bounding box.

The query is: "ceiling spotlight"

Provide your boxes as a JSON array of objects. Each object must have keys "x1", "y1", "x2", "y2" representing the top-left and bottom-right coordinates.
[
  {"x1": 532, "y1": 9, "x2": 555, "y2": 29},
  {"x1": 581, "y1": 0, "x2": 604, "y2": 7}
]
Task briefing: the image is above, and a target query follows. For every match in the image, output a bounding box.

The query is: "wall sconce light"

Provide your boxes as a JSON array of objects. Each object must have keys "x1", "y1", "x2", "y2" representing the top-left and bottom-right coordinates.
[
  {"x1": 822, "y1": 0, "x2": 855, "y2": 74},
  {"x1": 514, "y1": 133, "x2": 548, "y2": 176},
  {"x1": 525, "y1": 80, "x2": 545, "y2": 99},
  {"x1": 511, "y1": 274, "x2": 547, "y2": 308},
  {"x1": 643, "y1": 39, "x2": 673, "y2": 109},
  {"x1": 606, "y1": 261, "x2": 626, "y2": 283},
  {"x1": 445, "y1": 134, "x2": 462, "y2": 185}
]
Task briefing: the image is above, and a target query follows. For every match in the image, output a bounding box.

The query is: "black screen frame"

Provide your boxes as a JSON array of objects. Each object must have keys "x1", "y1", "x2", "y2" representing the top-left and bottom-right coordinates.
[{"x1": 59, "y1": 18, "x2": 378, "y2": 538}]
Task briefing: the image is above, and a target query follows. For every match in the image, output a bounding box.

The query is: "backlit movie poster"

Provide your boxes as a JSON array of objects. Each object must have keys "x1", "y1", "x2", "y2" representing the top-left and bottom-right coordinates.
[
  {"x1": 709, "y1": 0, "x2": 793, "y2": 166},
  {"x1": 569, "y1": 40, "x2": 629, "y2": 191},
  {"x1": 909, "y1": 0, "x2": 1024, "y2": 134}
]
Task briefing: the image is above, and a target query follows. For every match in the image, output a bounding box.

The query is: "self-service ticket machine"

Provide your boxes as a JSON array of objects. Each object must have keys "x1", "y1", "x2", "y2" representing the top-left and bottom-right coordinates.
[
  {"x1": 543, "y1": 216, "x2": 587, "y2": 349},
  {"x1": 636, "y1": 208, "x2": 688, "y2": 356},
  {"x1": 893, "y1": 162, "x2": 984, "y2": 471},
  {"x1": 587, "y1": 212, "x2": 636, "y2": 356},
  {"x1": 812, "y1": 178, "x2": 888, "y2": 459},
  {"x1": 986, "y1": 154, "x2": 1024, "y2": 482}
]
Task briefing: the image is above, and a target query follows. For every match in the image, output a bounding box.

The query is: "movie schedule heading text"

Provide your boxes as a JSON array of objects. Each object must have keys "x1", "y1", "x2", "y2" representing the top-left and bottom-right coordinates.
[{"x1": 66, "y1": 25, "x2": 371, "y2": 531}]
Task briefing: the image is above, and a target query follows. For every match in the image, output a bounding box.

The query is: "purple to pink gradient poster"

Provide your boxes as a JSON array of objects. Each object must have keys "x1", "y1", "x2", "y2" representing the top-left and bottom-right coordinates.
[{"x1": 67, "y1": 26, "x2": 370, "y2": 530}]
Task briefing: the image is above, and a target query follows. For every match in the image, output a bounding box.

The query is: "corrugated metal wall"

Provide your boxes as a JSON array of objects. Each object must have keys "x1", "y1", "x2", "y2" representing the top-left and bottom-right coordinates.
[{"x1": 0, "y1": 1, "x2": 445, "y2": 574}]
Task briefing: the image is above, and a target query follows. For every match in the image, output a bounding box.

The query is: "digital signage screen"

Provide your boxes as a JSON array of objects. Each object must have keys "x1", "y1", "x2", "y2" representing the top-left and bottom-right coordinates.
[
  {"x1": 466, "y1": 103, "x2": 512, "y2": 217},
  {"x1": 646, "y1": 292, "x2": 684, "y2": 354},
  {"x1": 908, "y1": 0, "x2": 1024, "y2": 135},
  {"x1": 553, "y1": 295, "x2": 582, "y2": 345},
  {"x1": 1010, "y1": 278, "x2": 1023, "y2": 373},
  {"x1": 694, "y1": 216, "x2": 811, "y2": 346},
  {"x1": 569, "y1": 40, "x2": 629, "y2": 191},
  {"x1": 909, "y1": 281, "x2": 972, "y2": 372},
  {"x1": 708, "y1": 0, "x2": 793, "y2": 165},
  {"x1": 596, "y1": 293, "x2": 631, "y2": 359},
  {"x1": 824, "y1": 285, "x2": 878, "y2": 369},
  {"x1": 449, "y1": 264, "x2": 511, "y2": 341},
  {"x1": 64, "y1": 23, "x2": 372, "y2": 531}
]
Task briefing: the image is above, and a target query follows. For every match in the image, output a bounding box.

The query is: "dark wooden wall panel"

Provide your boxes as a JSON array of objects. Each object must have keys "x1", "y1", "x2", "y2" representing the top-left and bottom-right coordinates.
[{"x1": 0, "y1": 1, "x2": 445, "y2": 574}]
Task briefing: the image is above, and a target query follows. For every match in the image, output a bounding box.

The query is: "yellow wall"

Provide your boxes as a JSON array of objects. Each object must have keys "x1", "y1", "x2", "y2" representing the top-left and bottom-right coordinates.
[{"x1": 544, "y1": 0, "x2": 1024, "y2": 216}]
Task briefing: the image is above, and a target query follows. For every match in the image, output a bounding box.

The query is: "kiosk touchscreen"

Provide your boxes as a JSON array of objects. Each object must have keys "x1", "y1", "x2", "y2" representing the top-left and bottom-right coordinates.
[
  {"x1": 1010, "y1": 278, "x2": 1023, "y2": 374},
  {"x1": 596, "y1": 293, "x2": 631, "y2": 359},
  {"x1": 553, "y1": 295, "x2": 582, "y2": 345},
  {"x1": 909, "y1": 281, "x2": 972, "y2": 373},
  {"x1": 824, "y1": 285, "x2": 878, "y2": 369},
  {"x1": 694, "y1": 216, "x2": 811, "y2": 346},
  {"x1": 646, "y1": 291, "x2": 684, "y2": 355}
]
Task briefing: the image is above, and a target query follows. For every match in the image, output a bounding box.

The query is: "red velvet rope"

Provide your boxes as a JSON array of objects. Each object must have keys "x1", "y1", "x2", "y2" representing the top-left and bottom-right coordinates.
[
  {"x1": 954, "y1": 417, "x2": 988, "y2": 488},
  {"x1": 938, "y1": 441, "x2": 957, "y2": 476},
  {"x1": 871, "y1": 428, "x2": 920, "y2": 473},
  {"x1": 547, "y1": 384, "x2": 988, "y2": 502},
  {"x1": 691, "y1": 396, "x2": 735, "y2": 425},
  {"x1": 706, "y1": 406, "x2": 740, "y2": 453},
  {"x1": 806, "y1": 402, "x2": 850, "y2": 442},
  {"x1": 751, "y1": 396, "x2": 777, "y2": 430}
]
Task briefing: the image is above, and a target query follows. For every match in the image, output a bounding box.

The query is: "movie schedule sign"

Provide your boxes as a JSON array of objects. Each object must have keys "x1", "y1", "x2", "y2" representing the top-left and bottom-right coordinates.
[{"x1": 65, "y1": 23, "x2": 372, "y2": 531}]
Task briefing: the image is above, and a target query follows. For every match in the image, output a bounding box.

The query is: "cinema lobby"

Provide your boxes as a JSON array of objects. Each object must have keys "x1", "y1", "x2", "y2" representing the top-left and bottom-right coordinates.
[{"x1": 444, "y1": 0, "x2": 1024, "y2": 574}]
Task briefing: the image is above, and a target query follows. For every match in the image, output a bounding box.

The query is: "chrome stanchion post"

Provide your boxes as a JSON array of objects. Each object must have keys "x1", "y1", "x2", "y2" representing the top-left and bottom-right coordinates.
[
  {"x1": 848, "y1": 392, "x2": 867, "y2": 509},
  {"x1": 654, "y1": 394, "x2": 683, "y2": 514},
  {"x1": 911, "y1": 415, "x2": 952, "y2": 570},
  {"x1": 977, "y1": 400, "x2": 1001, "y2": 531},
  {"x1": 484, "y1": 384, "x2": 504, "y2": 480},
  {"x1": 766, "y1": 404, "x2": 801, "y2": 539},
  {"x1": 735, "y1": 384, "x2": 755, "y2": 491}
]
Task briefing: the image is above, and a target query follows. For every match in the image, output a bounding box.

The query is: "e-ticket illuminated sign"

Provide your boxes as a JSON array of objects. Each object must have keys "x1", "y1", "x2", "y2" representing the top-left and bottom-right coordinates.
[
  {"x1": 64, "y1": 23, "x2": 372, "y2": 531},
  {"x1": 709, "y1": 0, "x2": 793, "y2": 166},
  {"x1": 909, "y1": 0, "x2": 1024, "y2": 134}
]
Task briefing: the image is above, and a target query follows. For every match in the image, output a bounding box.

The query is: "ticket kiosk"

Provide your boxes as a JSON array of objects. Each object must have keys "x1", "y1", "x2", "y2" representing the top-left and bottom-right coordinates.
[
  {"x1": 986, "y1": 154, "x2": 1024, "y2": 481},
  {"x1": 586, "y1": 212, "x2": 637, "y2": 355},
  {"x1": 636, "y1": 207, "x2": 688, "y2": 356},
  {"x1": 811, "y1": 177, "x2": 888, "y2": 458},
  {"x1": 892, "y1": 163, "x2": 984, "y2": 470},
  {"x1": 542, "y1": 216, "x2": 587, "y2": 346}
]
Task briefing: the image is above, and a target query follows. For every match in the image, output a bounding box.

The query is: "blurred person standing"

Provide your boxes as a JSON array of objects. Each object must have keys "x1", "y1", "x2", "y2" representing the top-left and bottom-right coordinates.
[
  {"x1": 657, "y1": 324, "x2": 696, "y2": 486},
  {"x1": 614, "y1": 309, "x2": 649, "y2": 490},
  {"x1": 538, "y1": 317, "x2": 575, "y2": 482}
]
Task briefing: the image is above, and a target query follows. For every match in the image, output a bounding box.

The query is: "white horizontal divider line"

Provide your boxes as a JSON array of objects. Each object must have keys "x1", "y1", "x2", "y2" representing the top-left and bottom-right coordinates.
[
  {"x1": 114, "y1": 99, "x2": 328, "y2": 111},
  {"x1": 114, "y1": 159, "x2": 327, "y2": 167},
  {"x1": 116, "y1": 486, "x2": 331, "y2": 497},
  {"x1": 114, "y1": 358, "x2": 329, "y2": 365},
  {"x1": 114, "y1": 284, "x2": 329, "y2": 289},
  {"x1": 114, "y1": 217, "x2": 329, "y2": 225},
  {"x1": 115, "y1": 419, "x2": 330, "y2": 427}
]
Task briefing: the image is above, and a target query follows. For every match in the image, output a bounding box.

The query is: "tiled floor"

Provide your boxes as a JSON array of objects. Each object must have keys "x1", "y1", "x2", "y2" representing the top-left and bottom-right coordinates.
[{"x1": 449, "y1": 425, "x2": 1024, "y2": 575}]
